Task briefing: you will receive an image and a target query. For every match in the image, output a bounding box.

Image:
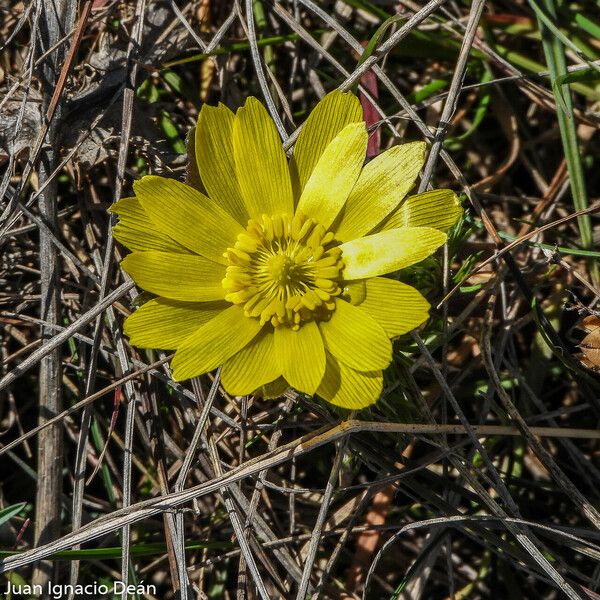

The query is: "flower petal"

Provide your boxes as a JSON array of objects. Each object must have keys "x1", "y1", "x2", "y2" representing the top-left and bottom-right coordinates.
[
  {"x1": 359, "y1": 277, "x2": 430, "y2": 338},
  {"x1": 341, "y1": 227, "x2": 447, "y2": 280},
  {"x1": 124, "y1": 298, "x2": 226, "y2": 349},
  {"x1": 291, "y1": 90, "x2": 363, "y2": 193},
  {"x1": 274, "y1": 321, "x2": 326, "y2": 395},
  {"x1": 170, "y1": 305, "x2": 263, "y2": 381},
  {"x1": 381, "y1": 189, "x2": 462, "y2": 232},
  {"x1": 318, "y1": 353, "x2": 382, "y2": 409},
  {"x1": 318, "y1": 299, "x2": 391, "y2": 371},
  {"x1": 233, "y1": 97, "x2": 294, "y2": 218},
  {"x1": 196, "y1": 103, "x2": 248, "y2": 224},
  {"x1": 295, "y1": 122, "x2": 367, "y2": 229},
  {"x1": 111, "y1": 197, "x2": 189, "y2": 254},
  {"x1": 221, "y1": 329, "x2": 281, "y2": 395},
  {"x1": 335, "y1": 142, "x2": 426, "y2": 241},
  {"x1": 134, "y1": 176, "x2": 243, "y2": 264},
  {"x1": 257, "y1": 377, "x2": 290, "y2": 399},
  {"x1": 121, "y1": 251, "x2": 225, "y2": 301},
  {"x1": 343, "y1": 280, "x2": 366, "y2": 305},
  {"x1": 184, "y1": 124, "x2": 206, "y2": 193}
]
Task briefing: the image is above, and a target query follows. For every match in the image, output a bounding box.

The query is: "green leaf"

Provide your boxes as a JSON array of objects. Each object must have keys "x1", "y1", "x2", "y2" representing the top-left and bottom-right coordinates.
[
  {"x1": 574, "y1": 13, "x2": 600, "y2": 39},
  {"x1": 497, "y1": 230, "x2": 600, "y2": 257},
  {"x1": 408, "y1": 78, "x2": 449, "y2": 104},
  {"x1": 529, "y1": 0, "x2": 600, "y2": 66},
  {"x1": 531, "y1": 0, "x2": 594, "y2": 269},
  {"x1": 447, "y1": 68, "x2": 493, "y2": 142},
  {"x1": 358, "y1": 14, "x2": 406, "y2": 68},
  {"x1": 160, "y1": 69, "x2": 199, "y2": 107},
  {"x1": 0, "y1": 503, "x2": 26, "y2": 527},
  {"x1": 554, "y1": 67, "x2": 600, "y2": 88},
  {"x1": 158, "y1": 110, "x2": 186, "y2": 155}
]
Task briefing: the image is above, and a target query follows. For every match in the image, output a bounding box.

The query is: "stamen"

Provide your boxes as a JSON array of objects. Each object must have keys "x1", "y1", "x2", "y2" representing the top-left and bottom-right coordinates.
[{"x1": 222, "y1": 212, "x2": 344, "y2": 328}]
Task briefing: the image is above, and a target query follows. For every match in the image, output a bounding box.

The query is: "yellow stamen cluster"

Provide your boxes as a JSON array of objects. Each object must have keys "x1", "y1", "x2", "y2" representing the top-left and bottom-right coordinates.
[{"x1": 222, "y1": 213, "x2": 343, "y2": 329}]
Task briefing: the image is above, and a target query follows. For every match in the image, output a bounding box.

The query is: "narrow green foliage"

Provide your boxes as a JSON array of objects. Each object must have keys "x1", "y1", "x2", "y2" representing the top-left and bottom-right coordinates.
[
  {"x1": 357, "y1": 14, "x2": 406, "y2": 69},
  {"x1": 90, "y1": 416, "x2": 117, "y2": 504},
  {"x1": 252, "y1": 0, "x2": 276, "y2": 72},
  {"x1": 162, "y1": 31, "x2": 326, "y2": 68},
  {"x1": 408, "y1": 78, "x2": 449, "y2": 103},
  {"x1": 158, "y1": 110, "x2": 186, "y2": 154},
  {"x1": 161, "y1": 70, "x2": 200, "y2": 107},
  {"x1": 574, "y1": 12, "x2": 600, "y2": 38},
  {"x1": 136, "y1": 78, "x2": 160, "y2": 103},
  {"x1": 497, "y1": 230, "x2": 600, "y2": 257},
  {"x1": 0, "y1": 503, "x2": 26, "y2": 527},
  {"x1": 447, "y1": 68, "x2": 493, "y2": 142},
  {"x1": 0, "y1": 541, "x2": 230, "y2": 560},
  {"x1": 531, "y1": 0, "x2": 594, "y2": 267},
  {"x1": 554, "y1": 67, "x2": 600, "y2": 88},
  {"x1": 529, "y1": 0, "x2": 600, "y2": 67}
]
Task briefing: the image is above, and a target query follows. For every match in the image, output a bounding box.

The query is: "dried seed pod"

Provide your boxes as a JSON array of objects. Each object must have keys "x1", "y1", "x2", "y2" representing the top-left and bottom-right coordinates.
[{"x1": 577, "y1": 315, "x2": 600, "y2": 372}]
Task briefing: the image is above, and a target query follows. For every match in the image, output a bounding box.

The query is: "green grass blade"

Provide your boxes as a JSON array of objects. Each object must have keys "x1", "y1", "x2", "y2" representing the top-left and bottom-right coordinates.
[
  {"x1": 497, "y1": 230, "x2": 600, "y2": 258},
  {"x1": 529, "y1": 0, "x2": 600, "y2": 68},
  {"x1": 0, "y1": 503, "x2": 27, "y2": 526},
  {"x1": 531, "y1": 0, "x2": 594, "y2": 262},
  {"x1": 574, "y1": 12, "x2": 600, "y2": 39},
  {"x1": 0, "y1": 541, "x2": 232, "y2": 560},
  {"x1": 161, "y1": 31, "x2": 326, "y2": 68},
  {"x1": 554, "y1": 67, "x2": 600, "y2": 87},
  {"x1": 408, "y1": 78, "x2": 449, "y2": 103},
  {"x1": 358, "y1": 14, "x2": 406, "y2": 67}
]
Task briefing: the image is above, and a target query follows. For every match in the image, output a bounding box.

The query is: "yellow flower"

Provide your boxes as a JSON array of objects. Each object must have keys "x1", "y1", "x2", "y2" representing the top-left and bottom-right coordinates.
[{"x1": 112, "y1": 91, "x2": 461, "y2": 409}]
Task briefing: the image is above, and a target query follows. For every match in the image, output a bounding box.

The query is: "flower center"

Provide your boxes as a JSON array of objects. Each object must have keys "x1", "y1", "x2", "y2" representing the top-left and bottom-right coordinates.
[
  {"x1": 222, "y1": 213, "x2": 343, "y2": 329},
  {"x1": 267, "y1": 254, "x2": 295, "y2": 285}
]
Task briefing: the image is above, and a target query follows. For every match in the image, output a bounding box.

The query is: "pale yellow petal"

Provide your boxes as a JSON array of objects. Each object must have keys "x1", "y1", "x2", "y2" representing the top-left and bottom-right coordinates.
[
  {"x1": 341, "y1": 227, "x2": 447, "y2": 280},
  {"x1": 295, "y1": 122, "x2": 367, "y2": 229},
  {"x1": 359, "y1": 278, "x2": 430, "y2": 338},
  {"x1": 134, "y1": 176, "x2": 243, "y2": 264},
  {"x1": 318, "y1": 299, "x2": 391, "y2": 371},
  {"x1": 381, "y1": 189, "x2": 462, "y2": 232},
  {"x1": 220, "y1": 329, "x2": 281, "y2": 396},
  {"x1": 196, "y1": 103, "x2": 248, "y2": 223},
  {"x1": 274, "y1": 321, "x2": 326, "y2": 395},
  {"x1": 335, "y1": 142, "x2": 426, "y2": 241},
  {"x1": 124, "y1": 298, "x2": 226, "y2": 349},
  {"x1": 170, "y1": 305, "x2": 263, "y2": 381},
  {"x1": 121, "y1": 251, "x2": 225, "y2": 301},
  {"x1": 318, "y1": 353, "x2": 382, "y2": 409},
  {"x1": 111, "y1": 197, "x2": 189, "y2": 254},
  {"x1": 291, "y1": 90, "x2": 363, "y2": 193},
  {"x1": 233, "y1": 97, "x2": 294, "y2": 218}
]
